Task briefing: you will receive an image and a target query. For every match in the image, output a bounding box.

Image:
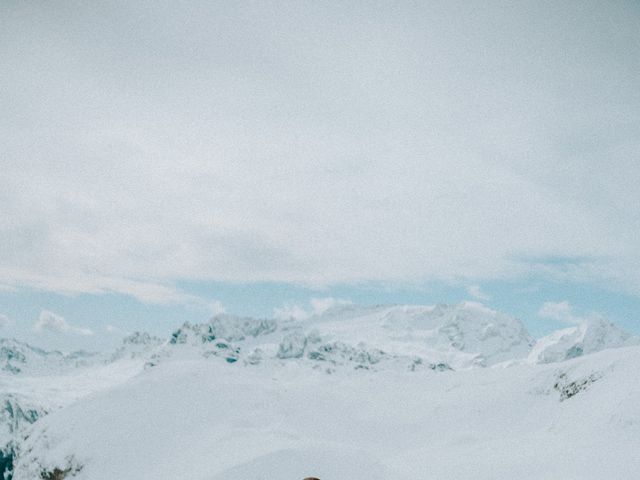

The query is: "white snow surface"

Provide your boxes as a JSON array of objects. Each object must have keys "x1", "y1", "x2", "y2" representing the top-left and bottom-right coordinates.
[
  {"x1": 11, "y1": 348, "x2": 640, "y2": 480},
  {"x1": 1, "y1": 303, "x2": 639, "y2": 479}
]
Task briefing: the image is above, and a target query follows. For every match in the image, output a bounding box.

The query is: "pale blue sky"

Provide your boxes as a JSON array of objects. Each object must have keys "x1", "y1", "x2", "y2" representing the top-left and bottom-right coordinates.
[
  {"x1": 2, "y1": 275, "x2": 640, "y2": 352},
  {"x1": 1, "y1": 1, "x2": 639, "y2": 351}
]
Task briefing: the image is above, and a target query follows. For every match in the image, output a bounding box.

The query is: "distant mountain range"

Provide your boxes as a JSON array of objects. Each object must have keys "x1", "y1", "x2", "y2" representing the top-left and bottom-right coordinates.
[{"x1": 2, "y1": 302, "x2": 638, "y2": 479}]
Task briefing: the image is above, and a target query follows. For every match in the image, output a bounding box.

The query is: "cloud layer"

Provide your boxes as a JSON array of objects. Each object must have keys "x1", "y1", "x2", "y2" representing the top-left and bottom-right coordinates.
[
  {"x1": 1, "y1": 1, "x2": 639, "y2": 301},
  {"x1": 274, "y1": 297, "x2": 352, "y2": 320},
  {"x1": 537, "y1": 301, "x2": 608, "y2": 327},
  {"x1": 34, "y1": 310, "x2": 94, "y2": 336}
]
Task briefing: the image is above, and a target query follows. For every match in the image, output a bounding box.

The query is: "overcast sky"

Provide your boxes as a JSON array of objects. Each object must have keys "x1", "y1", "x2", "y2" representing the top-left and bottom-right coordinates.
[{"x1": 1, "y1": 1, "x2": 639, "y2": 350}]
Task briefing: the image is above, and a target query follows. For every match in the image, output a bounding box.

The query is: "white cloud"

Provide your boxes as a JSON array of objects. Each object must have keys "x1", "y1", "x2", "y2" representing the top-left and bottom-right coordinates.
[
  {"x1": 0, "y1": 314, "x2": 12, "y2": 328},
  {"x1": 467, "y1": 285, "x2": 490, "y2": 301},
  {"x1": 538, "y1": 301, "x2": 577, "y2": 324},
  {"x1": 273, "y1": 303, "x2": 311, "y2": 321},
  {"x1": 105, "y1": 324, "x2": 130, "y2": 337},
  {"x1": 0, "y1": 270, "x2": 205, "y2": 306},
  {"x1": 309, "y1": 297, "x2": 353, "y2": 316},
  {"x1": 209, "y1": 300, "x2": 226, "y2": 316},
  {"x1": 34, "y1": 310, "x2": 94, "y2": 336},
  {"x1": 274, "y1": 297, "x2": 352, "y2": 320},
  {"x1": 1, "y1": 2, "x2": 640, "y2": 298},
  {"x1": 537, "y1": 301, "x2": 601, "y2": 326}
]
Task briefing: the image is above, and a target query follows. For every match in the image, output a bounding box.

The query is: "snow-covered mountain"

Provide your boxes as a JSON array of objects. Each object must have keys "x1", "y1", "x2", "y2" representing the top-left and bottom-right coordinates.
[
  {"x1": 0, "y1": 392, "x2": 45, "y2": 480},
  {"x1": 110, "y1": 332, "x2": 164, "y2": 362},
  {"x1": 0, "y1": 338, "x2": 99, "y2": 376},
  {"x1": 148, "y1": 302, "x2": 535, "y2": 372},
  {"x1": 1, "y1": 303, "x2": 638, "y2": 479},
  {"x1": 291, "y1": 302, "x2": 535, "y2": 368},
  {"x1": 0, "y1": 341, "x2": 144, "y2": 480},
  {"x1": 528, "y1": 317, "x2": 640, "y2": 364},
  {"x1": 0, "y1": 339, "x2": 107, "y2": 477}
]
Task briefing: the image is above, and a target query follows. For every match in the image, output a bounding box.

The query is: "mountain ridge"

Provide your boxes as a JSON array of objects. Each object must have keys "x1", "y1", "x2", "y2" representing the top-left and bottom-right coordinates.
[{"x1": 1, "y1": 302, "x2": 638, "y2": 479}]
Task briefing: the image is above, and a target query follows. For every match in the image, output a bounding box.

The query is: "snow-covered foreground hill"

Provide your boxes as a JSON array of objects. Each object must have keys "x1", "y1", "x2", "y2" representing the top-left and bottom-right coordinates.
[{"x1": 2, "y1": 303, "x2": 639, "y2": 479}]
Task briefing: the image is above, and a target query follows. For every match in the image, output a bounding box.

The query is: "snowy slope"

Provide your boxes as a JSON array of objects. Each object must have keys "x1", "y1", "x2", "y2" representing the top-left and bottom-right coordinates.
[
  {"x1": 0, "y1": 338, "x2": 149, "y2": 480},
  {"x1": 2, "y1": 303, "x2": 639, "y2": 479},
  {"x1": 11, "y1": 346, "x2": 640, "y2": 480}
]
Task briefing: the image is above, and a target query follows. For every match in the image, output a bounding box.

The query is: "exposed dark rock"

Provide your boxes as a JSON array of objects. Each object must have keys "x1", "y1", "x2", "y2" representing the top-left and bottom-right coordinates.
[
  {"x1": 554, "y1": 371, "x2": 603, "y2": 401},
  {"x1": 1, "y1": 447, "x2": 14, "y2": 480},
  {"x1": 39, "y1": 461, "x2": 82, "y2": 480}
]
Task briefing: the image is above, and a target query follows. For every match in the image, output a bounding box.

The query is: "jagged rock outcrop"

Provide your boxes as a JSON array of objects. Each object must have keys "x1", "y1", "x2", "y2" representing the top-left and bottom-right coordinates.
[
  {"x1": 111, "y1": 332, "x2": 164, "y2": 361},
  {"x1": 0, "y1": 395, "x2": 48, "y2": 480}
]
